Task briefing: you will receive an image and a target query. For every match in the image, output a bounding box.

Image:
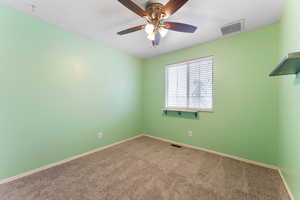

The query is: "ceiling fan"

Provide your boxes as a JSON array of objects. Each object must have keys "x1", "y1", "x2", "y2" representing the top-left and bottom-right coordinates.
[{"x1": 117, "y1": 0, "x2": 197, "y2": 46}]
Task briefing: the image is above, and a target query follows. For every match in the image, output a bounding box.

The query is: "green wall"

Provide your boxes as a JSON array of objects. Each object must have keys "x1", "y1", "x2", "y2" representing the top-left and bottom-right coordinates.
[
  {"x1": 142, "y1": 25, "x2": 280, "y2": 166},
  {"x1": 1, "y1": 2, "x2": 299, "y2": 198},
  {"x1": 0, "y1": 5, "x2": 142, "y2": 179},
  {"x1": 277, "y1": 0, "x2": 300, "y2": 198}
]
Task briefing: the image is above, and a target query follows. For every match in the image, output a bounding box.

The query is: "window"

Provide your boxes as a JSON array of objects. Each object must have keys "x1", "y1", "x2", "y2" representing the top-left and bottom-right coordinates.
[{"x1": 165, "y1": 56, "x2": 213, "y2": 111}]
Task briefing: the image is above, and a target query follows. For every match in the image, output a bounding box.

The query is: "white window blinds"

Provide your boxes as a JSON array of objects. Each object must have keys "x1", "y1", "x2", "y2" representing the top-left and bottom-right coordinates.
[{"x1": 165, "y1": 56, "x2": 213, "y2": 111}]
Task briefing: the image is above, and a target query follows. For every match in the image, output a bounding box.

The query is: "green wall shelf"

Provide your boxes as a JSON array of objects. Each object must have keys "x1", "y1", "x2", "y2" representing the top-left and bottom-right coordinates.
[
  {"x1": 162, "y1": 108, "x2": 199, "y2": 118},
  {"x1": 269, "y1": 51, "x2": 300, "y2": 76}
]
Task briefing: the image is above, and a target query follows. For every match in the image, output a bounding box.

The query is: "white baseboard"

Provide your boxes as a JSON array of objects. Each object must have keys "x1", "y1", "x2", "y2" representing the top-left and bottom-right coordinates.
[
  {"x1": 278, "y1": 169, "x2": 295, "y2": 200},
  {"x1": 0, "y1": 133, "x2": 294, "y2": 200},
  {"x1": 143, "y1": 134, "x2": 279, "y2": 169},
  {"x1": 0, "y1": 134, "x2": 144, "y2": 185},
  {"x1": 143, "y1": 134, "x2": 295, "y2": 200}
]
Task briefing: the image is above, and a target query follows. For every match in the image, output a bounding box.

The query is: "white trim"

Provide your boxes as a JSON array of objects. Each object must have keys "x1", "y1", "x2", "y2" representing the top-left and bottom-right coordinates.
[
  {"x1": 143, "y1": 134, "x2": 295, "y2": 200},
  {"x1": 162, "y1": 108, "x2": 213, "y2": 113},
  {"x1": 0, "y1": 134, "x2": 144, "y2": 185},
  {"x1": 165, "y1": 56, "x2": 214, "y2": 112},
  {"x1": 278, "y1": 169, "x2": 295, "y2": 200},
  {"x1": 0, "y1": 133, "x2": 295, "y2": 200},
  {"x1": 143, "y1": 134, "x2": 279, "y2": 169}
]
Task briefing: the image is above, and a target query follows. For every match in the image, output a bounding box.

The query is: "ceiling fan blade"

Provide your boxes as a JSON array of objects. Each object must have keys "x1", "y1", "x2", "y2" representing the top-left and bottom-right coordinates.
[
  {"x1": 164, "y1": 0, "x2": 190, "y2": 17},
  {"x1": 117, "y1": 25, "x2": 145, "y2": 35},
  {"x1": 152, "y1": 32, "x2": 161, "y2": 46},
  {"x1": 164, "y1": 22, "x2": 197, "y2": 33},
  {"x1": 118, "y1": 0, "x2": 147, "y2": 17}
]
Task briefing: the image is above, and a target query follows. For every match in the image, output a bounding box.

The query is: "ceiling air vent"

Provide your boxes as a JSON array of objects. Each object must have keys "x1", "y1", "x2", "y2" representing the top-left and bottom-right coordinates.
[{"x1": 221, "y1": 20, "x2": 245, "y2": 36}]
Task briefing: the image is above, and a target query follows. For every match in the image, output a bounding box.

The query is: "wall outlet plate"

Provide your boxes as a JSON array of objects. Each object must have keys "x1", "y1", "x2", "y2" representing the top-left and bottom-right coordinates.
[
  {"x1": 187, "y1": 131, "x2": 193, "y2": 136},
  {"x1": 97, "y1": 132, "x2": 103, "y2": 139}
]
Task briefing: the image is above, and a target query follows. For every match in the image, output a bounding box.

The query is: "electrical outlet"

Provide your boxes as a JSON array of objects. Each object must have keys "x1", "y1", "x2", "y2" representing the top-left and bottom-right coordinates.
[
  {"x1": 187, "y1": 130, "x2": 193, "y2": 136},
  {"x1": 97, "y1": 132, "x2": 103, "y2": 139}
]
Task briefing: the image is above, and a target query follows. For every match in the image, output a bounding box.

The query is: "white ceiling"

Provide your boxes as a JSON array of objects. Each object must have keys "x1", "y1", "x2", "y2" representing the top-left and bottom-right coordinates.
[{"x1": 0, "y1": 0, "x2": 284, "y2": 58}]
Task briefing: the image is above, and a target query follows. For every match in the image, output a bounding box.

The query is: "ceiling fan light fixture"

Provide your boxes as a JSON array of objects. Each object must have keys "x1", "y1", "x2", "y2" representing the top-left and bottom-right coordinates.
[
  {"x1": 147, "y1": 32, "x2": 156, "y2": 41},
  {"x1": 145, "y1": 23, "x2": 155, "y2": 34},
  {"x1": 117, "y1": 0, "x2": 197, "y2": 46},
  {"x1": 159, "y1": 27, "x2": 168, "y2": 38}
]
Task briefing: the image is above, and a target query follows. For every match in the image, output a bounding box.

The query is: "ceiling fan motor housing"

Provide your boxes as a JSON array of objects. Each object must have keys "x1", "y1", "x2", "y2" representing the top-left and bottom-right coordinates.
[{"x1": 146, "y1": 3, "x2": 166, "y2": 21}]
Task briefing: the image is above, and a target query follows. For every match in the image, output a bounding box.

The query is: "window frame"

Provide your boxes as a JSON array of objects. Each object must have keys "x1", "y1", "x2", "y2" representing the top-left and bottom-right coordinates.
[{"x1": 164, "y1": 56, "x2": 214, "y2": 112}]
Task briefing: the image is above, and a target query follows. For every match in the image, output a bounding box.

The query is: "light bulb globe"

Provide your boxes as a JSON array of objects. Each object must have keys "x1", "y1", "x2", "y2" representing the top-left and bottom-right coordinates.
[
  {"x1": 145, "y1": 24, "x2": 154, "y2": 34},
  {"x1": 159, "y1": 28, "x2": 168, "y2": 38},
  {"x1": 147, "y1": 32, "x2": 155, "y2": 41}
]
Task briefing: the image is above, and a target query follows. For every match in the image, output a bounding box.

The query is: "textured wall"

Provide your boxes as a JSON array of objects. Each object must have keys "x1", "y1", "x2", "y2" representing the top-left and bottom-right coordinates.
[
  {"x1": 2, "y1": 3, "x2": 300, "y2": 198},
  {"x1": 278, "y1": 0, "x2": 300, "y2": 198},
  {"x1": 142, "y1": 25, "x2": 280, "y2": 166},
  {"x1": 0, "y1": 5, "x2": 142, "y2": 179}
]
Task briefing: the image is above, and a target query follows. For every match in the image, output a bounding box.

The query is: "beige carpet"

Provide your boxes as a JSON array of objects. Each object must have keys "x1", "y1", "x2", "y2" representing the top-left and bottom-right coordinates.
[{"x1": 0, "y1": 136, "x2": 290, "y2": 200}]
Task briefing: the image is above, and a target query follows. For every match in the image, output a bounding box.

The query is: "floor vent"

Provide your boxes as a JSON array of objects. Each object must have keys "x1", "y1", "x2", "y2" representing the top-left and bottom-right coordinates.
[
  {"x1": 221, "y1": 19, "x2": 244, "y2": 36},
  {"x1": 171, "y1": 144, "x2": 182, "y2": 148}
]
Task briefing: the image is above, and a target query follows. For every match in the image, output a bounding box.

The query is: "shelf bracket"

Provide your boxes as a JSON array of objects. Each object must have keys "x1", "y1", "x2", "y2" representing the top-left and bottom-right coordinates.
[{"x1": 163, "y1": 109, "x2": 199, "y2": 118}]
